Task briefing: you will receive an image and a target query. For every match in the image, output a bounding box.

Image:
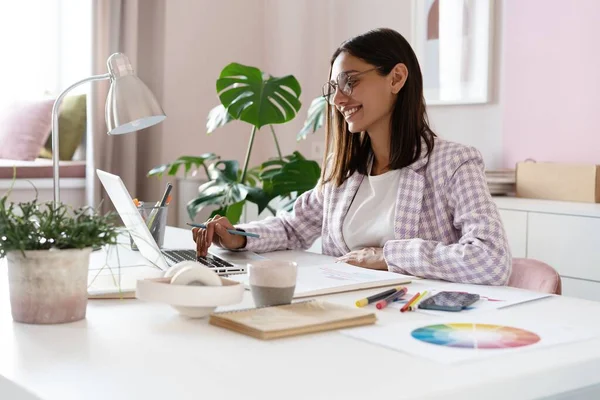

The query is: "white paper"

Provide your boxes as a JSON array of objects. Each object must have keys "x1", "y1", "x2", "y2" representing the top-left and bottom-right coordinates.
[
  {"x1": 341, "y1": 314, "x2": 599, "y2": 364},
  {"x1": 229, "y1": 261, "x2": 413, "y2": 298},
  {"x1": 293, "y1": 263, "x2": 412, "y2": 297},
  {"x1": 0, "y1": 375, "x2": 42, "y2": 400},
  {"x1": 385, "y1": 281, "x2": 552, "y2": 315}
]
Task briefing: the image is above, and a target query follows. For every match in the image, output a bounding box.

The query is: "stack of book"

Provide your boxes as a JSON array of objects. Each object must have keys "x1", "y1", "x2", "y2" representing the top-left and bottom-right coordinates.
[{"x1": 485, "y1": 169, "x2": 516, "y2": 196}]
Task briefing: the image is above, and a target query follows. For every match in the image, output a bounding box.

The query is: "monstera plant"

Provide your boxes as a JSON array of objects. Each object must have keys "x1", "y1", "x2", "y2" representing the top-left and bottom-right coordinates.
[
  {"x1": 297, "y1": 96, "x2": 327, "y2": 141},
  {"x1": 149, "y1": 63, "x2": 322, "y2": 224}
]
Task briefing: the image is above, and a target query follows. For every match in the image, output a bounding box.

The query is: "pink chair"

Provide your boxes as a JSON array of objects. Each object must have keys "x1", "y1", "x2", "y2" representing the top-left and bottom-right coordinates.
[{"x1": 508, "y1": 258, "x2": 562, "y2": 295}]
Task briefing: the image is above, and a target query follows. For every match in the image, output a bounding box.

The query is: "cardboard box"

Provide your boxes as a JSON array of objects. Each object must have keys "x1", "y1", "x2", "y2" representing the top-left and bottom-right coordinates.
[{"x1": 516, "y1": 162, "x2": 600, "y2": 203}]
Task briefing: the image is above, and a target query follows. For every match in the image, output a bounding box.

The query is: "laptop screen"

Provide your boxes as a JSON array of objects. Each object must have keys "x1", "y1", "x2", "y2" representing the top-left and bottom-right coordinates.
[{"x1": 96, "y1": 169, "x2": 169, "y2": 270}]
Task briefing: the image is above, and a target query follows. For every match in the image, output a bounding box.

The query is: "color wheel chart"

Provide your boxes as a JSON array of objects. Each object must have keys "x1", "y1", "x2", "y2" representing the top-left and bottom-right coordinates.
[{"x1": 411, "y1": 323, "x2": 541, "y2": 349}]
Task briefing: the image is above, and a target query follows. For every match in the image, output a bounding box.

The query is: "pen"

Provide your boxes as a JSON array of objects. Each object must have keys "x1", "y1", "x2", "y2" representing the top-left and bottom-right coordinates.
[
  {"x1": 158, "y1": 183, "x2": 173, "y2": 207},
  {"x1": 400, "y1": 292, "x2": 421, "y2": 313},
  {"x1": 375, "y1": 287, "x2": 408, "y2": 310},
  {"x1": 410, "y1": 290, "x2": 429, "y2": 311},
  {"x1": 147, "y1": 182, "x2": 173, "y2": 233},
  {"x1": 186, "y1": 222, "x2": 260, "y2": 238},
  {"x1": 355, "y1": 286, "x2": 405, "y2": 307}
]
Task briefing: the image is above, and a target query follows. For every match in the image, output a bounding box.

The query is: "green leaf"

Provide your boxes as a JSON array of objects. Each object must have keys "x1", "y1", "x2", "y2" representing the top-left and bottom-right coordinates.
[
  {"x1": 216, "y1": 63, "x2": 302, "y2": 129},
  {"x1": 244, "y1": 166, "x2": 262, "y2": 187},
  {"x1": 260, "y1": 159, "x2": 287, "y2": 169},
  {"x1": 206, "y1": 104, "x2": 234, "y2": 134},
  {"x1": 209, "y1": 208, "x2": 227, "y2": 219},
  {"x1": 245, "y1": 186, "x2": 271, "y2": 214},
  {"x1": 262, "y1": 158, "x2": 321, "y2": 198},
  {"x1": 187, "y1": 160, "x2": 262, "y2": 220},
  {"x1": 208, "y1": 160, "x2": 240, "y2": 182},
  {"x1": 186, "y1": 182, "x2": 224, "y2": 219},
  {"x1": 148, "y1": 154, "x2": 218, "y2": 178},
  {"x1": 259, "y1": 152, "x2": 307, "y2": 181},
  {"x1": 297, "y1": 96, "x2": 327, "y2": 140},
  {"x1": 225, "y1": 201, "x2": 245, "y2": 223},
  {"x1": 206, "y1": 202, "x2": 245, "y2": 224},
  {"x1": 286, "y1": 151, "x2": 306, "y2": 162}
]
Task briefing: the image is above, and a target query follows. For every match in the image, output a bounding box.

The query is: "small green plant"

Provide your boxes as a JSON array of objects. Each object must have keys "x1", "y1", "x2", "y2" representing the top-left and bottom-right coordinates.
[{"x1": 0, "y1": 196, "x2": 120, "y2": 258}]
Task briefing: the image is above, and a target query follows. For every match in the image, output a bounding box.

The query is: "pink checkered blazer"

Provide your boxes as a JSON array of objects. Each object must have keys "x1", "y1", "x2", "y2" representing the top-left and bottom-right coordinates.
[{"x1": 237, "y1": 139, "x2": 512, "y2": 285}]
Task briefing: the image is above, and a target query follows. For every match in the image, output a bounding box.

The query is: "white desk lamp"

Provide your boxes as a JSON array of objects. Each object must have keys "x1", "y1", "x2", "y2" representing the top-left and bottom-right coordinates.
[{"x1": 51, "y1": 52, "x2": 166, "y2": 204}]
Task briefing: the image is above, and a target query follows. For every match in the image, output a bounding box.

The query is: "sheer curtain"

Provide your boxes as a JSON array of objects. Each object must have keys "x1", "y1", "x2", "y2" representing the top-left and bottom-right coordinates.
[{"x1": 88, "y1": 0, "x2": 145, "y2": 211}]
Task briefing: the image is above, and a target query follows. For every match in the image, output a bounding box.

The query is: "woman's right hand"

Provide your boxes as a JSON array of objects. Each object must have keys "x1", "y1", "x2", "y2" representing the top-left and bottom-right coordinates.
[{"x1": 191, "y1": 215, "x2": 246, "y2": 257}]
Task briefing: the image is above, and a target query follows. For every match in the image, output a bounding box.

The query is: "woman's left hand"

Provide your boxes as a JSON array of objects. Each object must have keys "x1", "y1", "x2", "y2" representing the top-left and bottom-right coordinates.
[{"x1": 336, "y1": 247, "x2": 388, "y2": 270}]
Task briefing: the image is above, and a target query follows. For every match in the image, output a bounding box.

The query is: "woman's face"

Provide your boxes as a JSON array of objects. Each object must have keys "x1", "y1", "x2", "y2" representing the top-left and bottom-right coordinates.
[{"x1": 328, "y1": 52, "x2": 398, "y2": 134}]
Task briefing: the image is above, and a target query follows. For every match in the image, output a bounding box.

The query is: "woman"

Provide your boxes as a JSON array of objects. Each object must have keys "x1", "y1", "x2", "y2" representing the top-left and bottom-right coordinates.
[{"x1": 192, "y1": 28, "x2": 511, "y2": 285}]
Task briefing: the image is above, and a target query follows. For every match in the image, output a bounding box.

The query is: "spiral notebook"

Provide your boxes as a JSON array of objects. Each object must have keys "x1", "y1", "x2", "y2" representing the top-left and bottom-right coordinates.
[{"x1": 209, "y1": 300, "x2": 377, "y2": 340}]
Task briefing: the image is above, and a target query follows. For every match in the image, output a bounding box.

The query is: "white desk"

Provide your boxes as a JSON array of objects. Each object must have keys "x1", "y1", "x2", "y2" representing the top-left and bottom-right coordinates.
[{"x1": 2, "y1": 227, "x2": 600, "y2": 400}]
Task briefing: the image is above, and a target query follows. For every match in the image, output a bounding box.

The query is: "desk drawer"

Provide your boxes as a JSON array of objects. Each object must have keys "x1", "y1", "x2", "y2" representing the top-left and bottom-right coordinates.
[
  {"x1": 561, "y1": 277, "x2": 600, "y2": 302},
  {"x1": 527, "y1": 212, "x2": 600, "y2": 282}
]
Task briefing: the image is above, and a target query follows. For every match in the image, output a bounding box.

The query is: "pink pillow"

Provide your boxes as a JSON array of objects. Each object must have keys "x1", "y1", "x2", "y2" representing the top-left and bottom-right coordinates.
[{"x1": 0, "y1": 99, "x2": 55, "y2": 161}]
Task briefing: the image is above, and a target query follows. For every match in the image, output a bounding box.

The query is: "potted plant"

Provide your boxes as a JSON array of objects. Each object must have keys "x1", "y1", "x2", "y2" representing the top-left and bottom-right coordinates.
[
  {"x1": 148, "y1": 63, "x2": 324, "y2": 224},
  {"x1": 0, "y1": 196, "x2": 119, "y2": 324}
]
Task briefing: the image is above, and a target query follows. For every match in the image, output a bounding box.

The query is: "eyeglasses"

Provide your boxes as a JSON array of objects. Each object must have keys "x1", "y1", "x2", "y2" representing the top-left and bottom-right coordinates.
[{"x1": 322, "y1": 67, "x2": 378, "y2": 104}]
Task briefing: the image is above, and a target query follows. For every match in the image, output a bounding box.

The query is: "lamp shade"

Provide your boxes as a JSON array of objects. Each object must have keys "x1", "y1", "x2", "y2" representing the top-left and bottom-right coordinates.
[{"x1": 105, "y1": 53, "x2": 166, "y2": 135}]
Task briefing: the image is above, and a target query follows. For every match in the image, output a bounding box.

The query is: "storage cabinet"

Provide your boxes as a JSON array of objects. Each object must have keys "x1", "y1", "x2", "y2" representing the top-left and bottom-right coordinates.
[
  {"x1": 494, "y1": 197, "x2": 600, "y2": 302},
  {"x1": 497, "y1": 210, "x2": 528, "y2": 258}
]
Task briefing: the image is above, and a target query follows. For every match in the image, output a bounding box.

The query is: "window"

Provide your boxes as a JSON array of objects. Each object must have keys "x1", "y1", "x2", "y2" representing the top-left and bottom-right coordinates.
[{"x1": 0, "y1": 0, "x2": 92, "y2": 107}]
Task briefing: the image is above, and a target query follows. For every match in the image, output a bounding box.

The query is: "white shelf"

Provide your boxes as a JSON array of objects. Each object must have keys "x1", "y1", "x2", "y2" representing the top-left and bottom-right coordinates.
[{"x1": 493, "y1": 196, "x2": 600, "y2": 218}]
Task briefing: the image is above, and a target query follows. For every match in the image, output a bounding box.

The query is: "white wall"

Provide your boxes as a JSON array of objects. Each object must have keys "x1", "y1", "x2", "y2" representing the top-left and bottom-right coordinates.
[
  {"x1": 261, "y1": 0, "x2": 333, "y2": 162},
  {"x1": 314, "y1": 0, "x2": 504, "y2": 169},
  {"x1": 161, "y1": 0, "x2": 267, "y2": 168}
]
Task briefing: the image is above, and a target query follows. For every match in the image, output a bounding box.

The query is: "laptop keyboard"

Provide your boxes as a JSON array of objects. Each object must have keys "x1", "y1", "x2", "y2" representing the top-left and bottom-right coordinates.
[{"x1": 161, "y1": 249, "x2": 245, "y2": 276}]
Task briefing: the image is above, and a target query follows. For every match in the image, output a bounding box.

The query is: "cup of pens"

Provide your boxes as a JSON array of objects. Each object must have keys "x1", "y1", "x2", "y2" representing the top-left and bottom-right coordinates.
[
  {"x1": 130, "y1": 202, "x2": 169, "y2": 250},
  {"x1": 130, "y1": 183, "x2": 173, "y2": 251}
]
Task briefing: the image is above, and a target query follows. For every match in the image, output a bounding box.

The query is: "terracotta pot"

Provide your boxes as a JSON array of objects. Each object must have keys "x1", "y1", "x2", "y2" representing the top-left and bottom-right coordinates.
[{"x1": 7, "y1": 248, "x2": 92, "y2": 324}]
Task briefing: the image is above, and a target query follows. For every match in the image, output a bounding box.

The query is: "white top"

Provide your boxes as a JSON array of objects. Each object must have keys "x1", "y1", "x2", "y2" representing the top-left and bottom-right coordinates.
[
  {"x1": 3, "y1": 227, "x2": 600, "y2": 400},
  {"x1": 343, "y1": 169, "x2": 400, "y2": 251}
]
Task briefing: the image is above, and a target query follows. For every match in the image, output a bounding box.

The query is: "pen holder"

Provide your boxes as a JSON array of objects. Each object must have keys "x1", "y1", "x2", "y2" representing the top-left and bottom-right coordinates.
[{"x1": 130, "y1": 202, "x2": 168, "y2": 250}]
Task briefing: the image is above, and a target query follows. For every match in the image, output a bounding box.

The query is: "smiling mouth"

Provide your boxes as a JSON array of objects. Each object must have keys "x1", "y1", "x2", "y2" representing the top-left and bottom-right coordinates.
[{"x1": 343, "y1": 106, "x2": 362, "y2": 120}]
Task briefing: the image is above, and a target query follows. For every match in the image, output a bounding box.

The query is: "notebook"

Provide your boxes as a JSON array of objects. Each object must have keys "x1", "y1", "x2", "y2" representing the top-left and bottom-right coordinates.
[
  {"x1": 209, "y1": 300, "x2": 377, "y2": 340},
  {"x1": 229, "y1": 260, "x2": 413, "y2": 298}
]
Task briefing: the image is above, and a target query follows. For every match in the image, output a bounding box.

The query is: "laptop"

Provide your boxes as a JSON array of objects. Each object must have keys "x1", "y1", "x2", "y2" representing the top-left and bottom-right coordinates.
[{"x1": 96, "y1": 169, "x2": 258, "y2": 276}]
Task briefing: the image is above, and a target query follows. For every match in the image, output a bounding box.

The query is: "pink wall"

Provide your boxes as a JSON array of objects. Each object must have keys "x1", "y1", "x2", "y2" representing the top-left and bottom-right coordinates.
[{"x1": 503, "y1": 0, "x2": 600, "y2": 168}]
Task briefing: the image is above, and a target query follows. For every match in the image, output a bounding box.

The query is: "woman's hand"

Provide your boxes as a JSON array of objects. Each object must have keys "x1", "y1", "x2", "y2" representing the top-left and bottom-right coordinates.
[
  {"x1": 191, "y1": 215, "x2": 246, "y2": 257},
  {"x1": 336, "y1": 247, "x2": 388, "y2": 270}
]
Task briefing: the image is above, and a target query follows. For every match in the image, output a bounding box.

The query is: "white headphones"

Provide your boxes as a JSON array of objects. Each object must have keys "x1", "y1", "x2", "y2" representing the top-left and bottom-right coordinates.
[{"x1": 136, "y1": 260, "x2": 245, "y2": 318}]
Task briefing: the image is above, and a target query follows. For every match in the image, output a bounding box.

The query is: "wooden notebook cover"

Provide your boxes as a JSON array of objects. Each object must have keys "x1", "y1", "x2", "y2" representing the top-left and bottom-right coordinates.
[
  {"x1": 88, "y1": 291, "x2": 136, "y2": 300},
  {"x1": 209, "y1": 300, "x2": 376, "y2": 340}
]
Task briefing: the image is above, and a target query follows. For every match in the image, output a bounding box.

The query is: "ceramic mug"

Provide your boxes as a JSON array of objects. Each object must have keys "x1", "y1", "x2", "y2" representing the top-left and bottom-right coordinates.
[{"x1": 248, "y1": 260, "x2": 297, "y2": 307}]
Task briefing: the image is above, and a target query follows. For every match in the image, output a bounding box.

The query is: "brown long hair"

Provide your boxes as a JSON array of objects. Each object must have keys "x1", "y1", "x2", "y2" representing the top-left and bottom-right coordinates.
[{"x1": 322, "y1": 28, "x2": 436, "y2": 187}]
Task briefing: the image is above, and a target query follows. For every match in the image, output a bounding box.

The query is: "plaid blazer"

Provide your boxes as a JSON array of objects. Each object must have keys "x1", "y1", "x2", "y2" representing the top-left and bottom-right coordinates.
[{"x1": 237, "y1": 139, "x2": 511, "y2": 285}]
